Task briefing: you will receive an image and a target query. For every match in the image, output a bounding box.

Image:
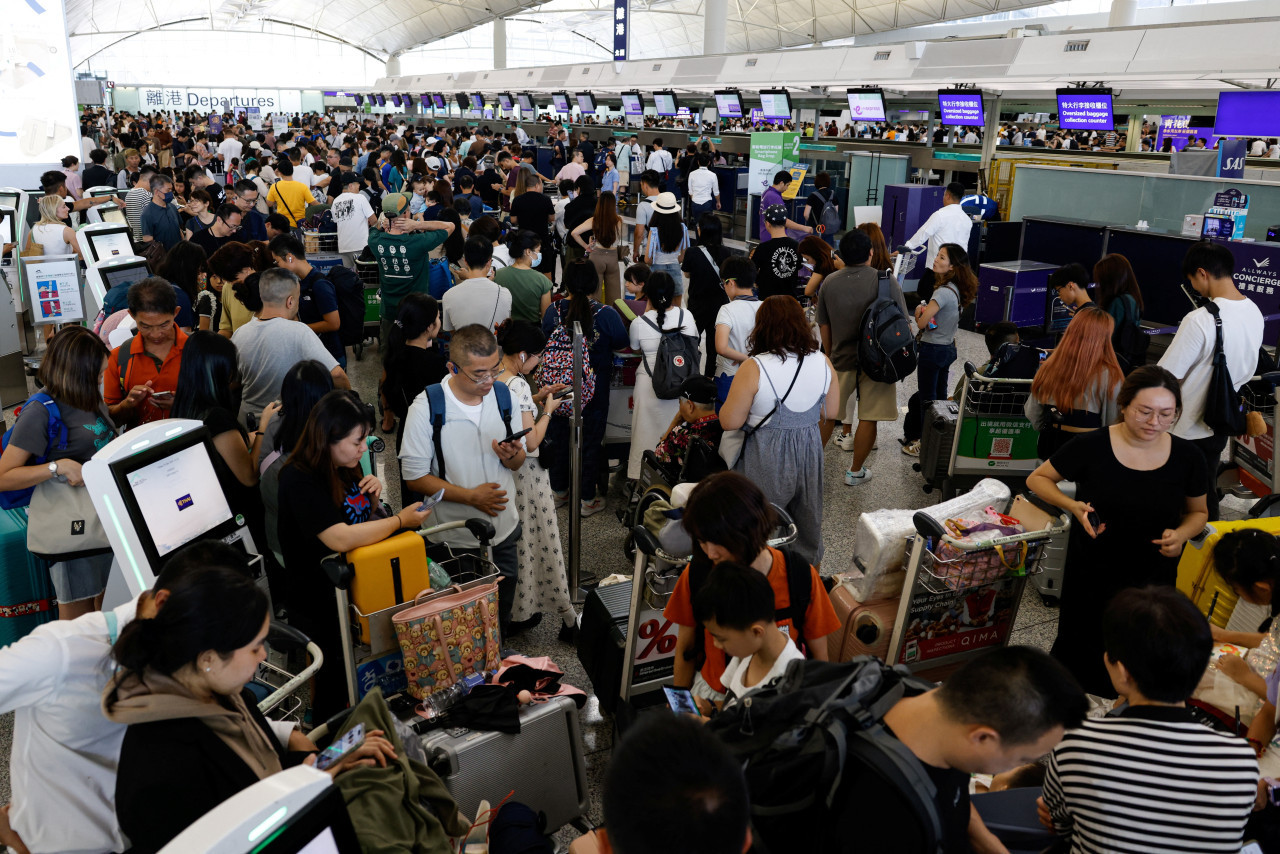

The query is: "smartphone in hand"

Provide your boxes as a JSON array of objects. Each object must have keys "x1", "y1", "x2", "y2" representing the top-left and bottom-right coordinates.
[
  {"x1": 500, "y1": 427, "x2": 533, "y2": 445},
  {"x1": 664, "y1": 685, "x2": 699, "y2": 716},
  {"x1": 314, "y1": 722, "x2": 365, "y2": 770}
]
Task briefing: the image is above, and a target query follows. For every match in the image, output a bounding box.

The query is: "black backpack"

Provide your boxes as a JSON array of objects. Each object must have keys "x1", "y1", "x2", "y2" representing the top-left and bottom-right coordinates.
[
  {"x1": 639, "y1": 309, "x2": 700, "y2": 400},
  {"x1": 326, "y1": 265, "x2": 367, "y2": 347},
  {"x1": 707, "y1": 657, "x2": 942, "y2": 854},
  {"x1": 1203, "y1": 301, "x2": 1247, "y2": 437},
  {"x1": 857, "y1": 272, "x2": 918, "y2": 383},
  {"x1": 1109, "y1": 295, "x2": 1150, "y2": 375}
]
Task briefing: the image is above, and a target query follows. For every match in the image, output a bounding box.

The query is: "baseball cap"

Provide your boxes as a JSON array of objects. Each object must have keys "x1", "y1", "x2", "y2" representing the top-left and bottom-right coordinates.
[
  {"x1": 382, "y1": 192, "x2": 411, "y2": 215},
  {"x1": 764, "y1": 204, "x2": 788, "y2": 226},
  {"x1": 678, "y1": 375, "x2": 717, "y2": 406},
  {"x1": 248, "y1": 141, "x2": 262, "y2": 150}
]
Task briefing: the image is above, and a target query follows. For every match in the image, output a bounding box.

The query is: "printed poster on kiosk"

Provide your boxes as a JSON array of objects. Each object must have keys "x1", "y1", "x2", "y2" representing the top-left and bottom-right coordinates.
[
  {"x1": 24, "y1": 257, "x2": 82, "y2": 325},
  {"x1": 897, "y1": 578, "x2": 1019, "y2": 666}
]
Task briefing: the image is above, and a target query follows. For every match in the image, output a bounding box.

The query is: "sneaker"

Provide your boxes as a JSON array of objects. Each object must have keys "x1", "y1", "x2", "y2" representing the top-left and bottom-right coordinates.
[
  {"x1": 553, "y1": 490, "x2": 569, "y2": 508},
  {"x1": 844, "y1": 467, "x2": 872, "y2": 487},
  {"x1": 580, "y1": 495, "x2": 607, "y2": 518},
  {"x1": 901, "y1": 440, "x2": 921, "y2": 457},
  {"x1": 835, "y1": 432, "x2": 857, "y2": 452}
]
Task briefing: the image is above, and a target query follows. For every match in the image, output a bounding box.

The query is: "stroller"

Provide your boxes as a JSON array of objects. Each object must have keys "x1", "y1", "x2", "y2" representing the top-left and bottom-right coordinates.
[{"x1": 617, "y1": 438, "x2": 725, "y2": 561}]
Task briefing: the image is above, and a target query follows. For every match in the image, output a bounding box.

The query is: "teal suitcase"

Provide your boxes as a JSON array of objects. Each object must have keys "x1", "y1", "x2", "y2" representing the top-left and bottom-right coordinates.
[{"x1": 0, "y1": 508, "x2": 57, "y2": 645}]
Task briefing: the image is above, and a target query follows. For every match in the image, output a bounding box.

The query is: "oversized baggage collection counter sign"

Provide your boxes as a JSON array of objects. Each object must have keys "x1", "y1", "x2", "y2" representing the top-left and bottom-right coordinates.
[{"x1": 897, "y1": 577, "x2": 1019, "y2": 666}]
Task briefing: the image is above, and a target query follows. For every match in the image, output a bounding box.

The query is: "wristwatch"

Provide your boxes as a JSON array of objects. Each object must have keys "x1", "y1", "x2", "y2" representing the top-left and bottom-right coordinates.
[{"x1": 47, "y1": 461, "x2": 58, "y2": 477}]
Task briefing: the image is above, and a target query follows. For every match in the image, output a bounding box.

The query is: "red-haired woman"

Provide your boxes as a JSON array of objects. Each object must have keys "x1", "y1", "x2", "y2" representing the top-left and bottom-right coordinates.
[
  {"x1": 719, "y1": 296, "x2": 840, "y2": 566},
  {"x1": 1025, "y1": 305, "x2": 1124, "y2": 459}
]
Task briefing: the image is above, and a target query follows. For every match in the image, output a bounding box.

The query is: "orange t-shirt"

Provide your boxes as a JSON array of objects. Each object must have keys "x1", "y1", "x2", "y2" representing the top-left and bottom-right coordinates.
[
  {"x1": 103, "y1": 327, "x2": 187, "y2": 424},
  {"x1": 663, "y1": 547, "x2": 840, "y2": 693}
]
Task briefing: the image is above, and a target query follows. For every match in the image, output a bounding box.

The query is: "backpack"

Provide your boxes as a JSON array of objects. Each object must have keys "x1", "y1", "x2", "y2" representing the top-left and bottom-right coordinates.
[
  {"x1": 639, "y1": 309, "x2": 700, "y2": 400},
  {"x1": 857, "y1": 273, "x2": 918, "y2": 384},
  {"x1": 593, "y1": 148, "x2": 610, "y2": 172},
  {"x1": 706, "y1": 657, "x2": 942, "y2": 854},
  {"x1": 1203, "y1": 301, "x2": 1248, "y2": 437},
  {"x1": 815, "y1": 188, "x2": 842, "y2": 238},
  {"x1": 424, "y1": 381, "x2": 513, "y2": 483},
  {"x1": 327, "y1": 265, "x2": 367, "y2": 347},
  {"x1": 685, "y1": 547, "x2": 813, "y2": 675},
  {"x1": 0, "y1": 394, "x2": 69, "y2": 510},
  {"x1": 427, "y1": 258, "x2": 455, "y2": 301},
  {"x1": 539, "y1": 301, "x2": 596, "y2": 415},
  {"x1": 1109, "y1": 295, "x2": 1149, "y2": 375}
]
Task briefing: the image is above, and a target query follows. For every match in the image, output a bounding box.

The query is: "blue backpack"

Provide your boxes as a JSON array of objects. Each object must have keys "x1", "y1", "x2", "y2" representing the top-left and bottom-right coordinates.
[
  {"x1": 427, "y1": 258, "x2": 455, "y2": 301},
  {"x1": 424, "y1": 382, "x2": 512, "y2": 483},
  {"x1": 0, "y1": 393, "x2": 69, "y2": 510}
]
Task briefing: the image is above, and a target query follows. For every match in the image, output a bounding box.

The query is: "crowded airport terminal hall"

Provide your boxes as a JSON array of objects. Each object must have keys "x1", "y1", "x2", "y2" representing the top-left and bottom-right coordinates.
[{"x1": 9, "y1": 0, "x2": 1280, "y2": 850}]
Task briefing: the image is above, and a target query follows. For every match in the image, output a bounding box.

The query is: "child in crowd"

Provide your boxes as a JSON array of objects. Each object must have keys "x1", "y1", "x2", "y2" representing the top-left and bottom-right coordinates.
[
  {"x1": 409, "y1": 175, "x2": 431, "y2": 218},
  {"x1": 1194, "y1": 528, "x2": 1280, "y2": 748},
  {"x1": 692, "y1": 562, "x2": 804, "y2": 707},
  {"x1": 619, "y1": 263, "x2": 651, "y2": 324},
  {"x1": 713, "y1": 256, "x2": 761, "y2": 406},
  {"x1": 654, "y1": 375, "x2": 723, "y2": 472}
]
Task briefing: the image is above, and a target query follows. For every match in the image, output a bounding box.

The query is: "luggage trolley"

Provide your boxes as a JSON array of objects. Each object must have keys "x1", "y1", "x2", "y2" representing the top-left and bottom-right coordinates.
[
  {"x1": 250, "y1": 622, "x2": 325, "y2": 722},
  {"x1": 355, "y1": 257, "x2": 383, "y2": 360},
  {"x1": 1226, "y1": 371, "x2": 1280, "y2": 517},
  {"x1": 939, "y1": 362, "x2": 1041, "y2": 499},
  {"x1": 321, "y1": 518, "x2": 500, "y2": 708},
  {"x1": 886, "y1": 495, "x2": 1069, "y2": 680}
]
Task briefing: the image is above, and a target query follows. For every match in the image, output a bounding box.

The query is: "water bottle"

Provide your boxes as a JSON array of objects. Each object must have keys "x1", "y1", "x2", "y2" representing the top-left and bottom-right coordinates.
[{"x1": 421, "y1": 671, "x2": 487, "y2": 720}]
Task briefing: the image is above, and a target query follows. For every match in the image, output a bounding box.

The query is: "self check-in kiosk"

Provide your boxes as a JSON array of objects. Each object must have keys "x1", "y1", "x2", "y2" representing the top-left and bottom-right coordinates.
[
  {"x1": 158, "y1": 766, "x2": 360, "y2": 854},
  {"x1": 83, "y1": 419, "x2": 260, "y2": 598},
  {"x1": 78, "y1": 223, "x2": 136, "y2": 265},
  {"x1": 85, "y1": 255, "x2": 151, "y2": 324}
]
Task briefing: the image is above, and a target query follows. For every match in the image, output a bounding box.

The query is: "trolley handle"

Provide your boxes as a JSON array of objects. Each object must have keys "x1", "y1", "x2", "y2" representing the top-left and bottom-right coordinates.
[{"x1": 932, "y1": 515, "x2": 1070, "y2": 553}]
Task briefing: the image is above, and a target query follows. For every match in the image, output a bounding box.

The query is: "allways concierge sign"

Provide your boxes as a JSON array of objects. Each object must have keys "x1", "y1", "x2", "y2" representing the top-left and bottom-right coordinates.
[{"x1": 138, "y1": 88, "x2": 302, "y2": 114}]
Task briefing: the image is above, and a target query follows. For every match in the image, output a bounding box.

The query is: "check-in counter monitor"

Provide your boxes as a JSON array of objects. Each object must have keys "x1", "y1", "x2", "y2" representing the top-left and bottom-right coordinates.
[
  {"x1": 85, "y1": 256, "x2": 150, "y2": 322},
  {"x1": 84, "y1": 419, "x2": 258, "y2": 596}
]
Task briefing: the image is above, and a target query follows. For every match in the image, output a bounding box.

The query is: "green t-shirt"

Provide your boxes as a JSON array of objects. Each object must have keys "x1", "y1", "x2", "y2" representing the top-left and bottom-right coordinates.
[
  {"x1": 368, "y1": 228, "x2": 448, "y2": 319},
  {"x1": 495, "y1": 266, "x2": 553, "y2": 324}
]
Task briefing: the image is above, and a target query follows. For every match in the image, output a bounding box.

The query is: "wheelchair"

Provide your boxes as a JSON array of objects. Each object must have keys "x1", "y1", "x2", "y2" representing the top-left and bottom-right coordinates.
[{"x1": 617, "y1": 438, "x2": 725, "y2": 562}]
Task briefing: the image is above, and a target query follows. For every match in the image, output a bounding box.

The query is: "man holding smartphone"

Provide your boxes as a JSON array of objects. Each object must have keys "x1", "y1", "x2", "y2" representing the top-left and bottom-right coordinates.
[
  {"x1": 103, "y1": 277, "x2": 187, "y2": 427},
  {"x1": 400, "y1": 324, "x2": 538, "y2": 640}
]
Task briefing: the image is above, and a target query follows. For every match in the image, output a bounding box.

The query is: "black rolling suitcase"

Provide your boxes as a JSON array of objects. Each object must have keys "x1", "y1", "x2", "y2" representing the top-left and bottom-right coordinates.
[
  {"x1": 576, "y1": 581, "x2": 631, "y2": 714},
  {"x1": 914, "y1": 400, "x2": 959, "y2": 491}
]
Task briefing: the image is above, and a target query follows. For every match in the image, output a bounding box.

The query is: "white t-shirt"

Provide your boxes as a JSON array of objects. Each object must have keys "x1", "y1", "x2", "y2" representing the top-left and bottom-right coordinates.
[
  {"x1": 906, "y1": 202, "x2": 974, "y2": 267},
  {"x1": 721, "y1": 636, "x2": 805, "y2": 704},
  {"x1": 232, "y1": 316, "x2": 339, "y2": 425},
  {"x1": 1159, "y1": 296, "x2": 1265, "y2": 440},
  {"x1": 331, "y1": 191, "x2": 375, "y2": 254},
  {"x1": 646, "y1": 149, "x2": 673, "y2": 174},
  {"x1": 217, "y1": 138, "x2": 243, "y2": 165},
  {"x1": 746, "y1": 351, "x2": 832, "y2": 426},
  {"x1": 629, "y1": 307, "x2": 700, "y2": 372},
  {"x1": 714, "y1": 297, "x2": 761, "y2": 377},
  {"x1": 442, "y1": 279, "x2": 512, "y2": 332},
  {"x1": 292, "y1": 167, "x2": 314, "y2": 189}
]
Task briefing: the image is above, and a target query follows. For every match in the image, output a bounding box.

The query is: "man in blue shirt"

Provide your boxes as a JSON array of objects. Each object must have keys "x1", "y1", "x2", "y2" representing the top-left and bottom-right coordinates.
[
  {"x1": 269, "y1": 234, "x2": 345, "y2": 368},
  {"x1": 139, "y1": 174, "x2": 182, "y2": 251},
  {"x1": 231, "y1": 179, "x2": 268, "y2": 241}
]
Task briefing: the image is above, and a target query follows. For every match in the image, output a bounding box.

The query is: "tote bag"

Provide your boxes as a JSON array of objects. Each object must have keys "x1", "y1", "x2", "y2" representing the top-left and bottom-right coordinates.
[
  {"x1": 27, "y1": 480, "x2": 110, "y2": 561},
  {"x1": 392, "y1": 581, "x2": 502, "y2": 700}
]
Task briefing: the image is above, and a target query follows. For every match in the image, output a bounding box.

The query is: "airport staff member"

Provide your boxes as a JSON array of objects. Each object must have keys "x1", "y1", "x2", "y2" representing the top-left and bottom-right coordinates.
[{"x1": 899, "y1": 181, "x2": 973, "y2": 303}]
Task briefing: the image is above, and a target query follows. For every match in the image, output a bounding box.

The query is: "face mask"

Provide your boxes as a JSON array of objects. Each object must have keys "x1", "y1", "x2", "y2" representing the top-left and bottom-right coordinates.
[
  {"x1": 163, "y1": 191, "x2": 174, "y2": 203},
  {"x1": 531, "y1": 252, "x2": 542, "y2": 267}
]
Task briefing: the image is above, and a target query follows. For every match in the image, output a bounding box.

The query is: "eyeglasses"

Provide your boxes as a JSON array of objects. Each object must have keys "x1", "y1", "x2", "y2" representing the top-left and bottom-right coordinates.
[
  {"x1": 457, "y1": 359, "x2": 503, "y2": 383},
  {"x1": 136, "y1": 319, "x2": 174, "y2": 334},
  {"x1": 1130, "y1": 406, "x2": 1177, "y2": 424}
]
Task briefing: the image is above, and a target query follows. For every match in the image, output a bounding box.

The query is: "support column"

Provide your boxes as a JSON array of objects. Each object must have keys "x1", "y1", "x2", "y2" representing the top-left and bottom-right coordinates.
[
  {"x1": 494, "y1": 17, "x2": 508, "y2": 69},
  {"x1": 980, "y1": 93, "x2": 1003, "y2": 194},
  {"x1": 704, "y1": 0, "x2": 727, "y2": 55},
  {"x1": 1108, "y1": 0, "x2": 1138, "y2": 27},
  {"x1": 1125, "y1": 114, "x2": 1143, "y2": 152}
]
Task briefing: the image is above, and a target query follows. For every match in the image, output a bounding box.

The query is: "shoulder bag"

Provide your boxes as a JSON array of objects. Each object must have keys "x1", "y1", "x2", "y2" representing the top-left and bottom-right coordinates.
[
  {"x1": 27, "y1": 479, "x2": 111, "y2": 561},
  {"x1": 1202, "y1": 301, "x2": 1248, "y2": 437},
  {"x1": 719, "y1": 353, "x2": 806, "y2": 469}
]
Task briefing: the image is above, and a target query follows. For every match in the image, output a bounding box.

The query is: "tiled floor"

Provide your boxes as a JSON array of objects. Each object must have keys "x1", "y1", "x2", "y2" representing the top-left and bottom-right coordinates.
[{"x1": 0, "y1": 317, "x2": 1256, "y2": 850}]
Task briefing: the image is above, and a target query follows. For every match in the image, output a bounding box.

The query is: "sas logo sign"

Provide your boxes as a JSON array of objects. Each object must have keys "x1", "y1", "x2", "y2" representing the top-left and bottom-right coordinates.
[{"x1": 175, "y1": 494, "x2": 194, "y2": 511}]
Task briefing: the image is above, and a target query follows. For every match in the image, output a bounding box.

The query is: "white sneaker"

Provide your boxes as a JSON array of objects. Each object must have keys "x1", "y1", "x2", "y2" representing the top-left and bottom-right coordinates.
[
  {"x1": 553, "y1": 490, "x2": 569, "y2": 508},
  {"x1": 844, "y1": 467, "x2": 872, "y2": 487},
  {"x1": 580, "y1": 496, "x2": 607, "y2": 517},
  {"x1": 901, "y1": 440, "x2": 921, "y2": 457},
  {"x1": 836, "y1": 432, "x2": 857, "y2": 451}
]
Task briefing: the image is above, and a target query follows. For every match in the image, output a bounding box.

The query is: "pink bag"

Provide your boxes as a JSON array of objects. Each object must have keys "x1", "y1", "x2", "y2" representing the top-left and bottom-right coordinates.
[{"x1": 392, "y1": 582, "x2": 502, "y2": 700}]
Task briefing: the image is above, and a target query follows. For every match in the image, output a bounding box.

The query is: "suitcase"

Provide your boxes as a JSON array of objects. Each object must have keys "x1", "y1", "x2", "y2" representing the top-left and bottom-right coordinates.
[
  {"x1": 421, "y1": 694, "x2": 589, "y2": 834},
  {"x1": 576, "y1": 580, "x2": 631, "y2": 714},
  {"x1": 828, "y1": 575, "x2": 900, "y2": 663},
  {"x1": 1176, "y1": 517, "x2": 1280, "y2": 628},
  {"x1": 1033, "y1": 522, "x2": 1068, "y2": 602},
  {"x1": 916, "y1": 400, "x2": 959, "y2": 488},
  {"x1": 0, "y1": 508, "x2": 57, "y2": 645},
  {"x1": 344, "y1": 531, "x2": 433, "y2": 646}
]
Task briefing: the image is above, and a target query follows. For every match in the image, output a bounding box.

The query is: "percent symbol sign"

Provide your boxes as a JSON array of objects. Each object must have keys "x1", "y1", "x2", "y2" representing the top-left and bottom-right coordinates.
[{"x1": 637, "y1": 619, "x2": 677, "y2": 659}]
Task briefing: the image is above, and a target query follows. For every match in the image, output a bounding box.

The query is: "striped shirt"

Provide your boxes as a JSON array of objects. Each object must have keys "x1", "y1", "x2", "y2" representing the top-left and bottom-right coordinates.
[{"x1": 1043, "y1": 705, "x2": 1258, "y2": 853}]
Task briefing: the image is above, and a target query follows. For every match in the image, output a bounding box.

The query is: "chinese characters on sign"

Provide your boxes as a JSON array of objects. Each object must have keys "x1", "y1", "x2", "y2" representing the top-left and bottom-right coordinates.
[{"x1": 613, "y1": 0, "x2": 629, "y2": 60}]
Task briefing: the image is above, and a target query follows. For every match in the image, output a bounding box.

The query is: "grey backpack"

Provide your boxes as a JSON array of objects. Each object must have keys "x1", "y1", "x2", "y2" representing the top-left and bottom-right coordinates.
[
  {"x1": 816, "y1": 188, "x2": 842, "y2": 238},
  {"x1": 640, "y1": 309, "x2": 701, "y2": 399}
]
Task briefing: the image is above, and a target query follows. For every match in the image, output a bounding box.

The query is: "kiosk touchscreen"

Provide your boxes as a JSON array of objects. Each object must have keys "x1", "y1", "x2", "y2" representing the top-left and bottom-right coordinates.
[
  {"x1": 78, "y1": 222, "x2": 135, "y2": 264},
  {"x1": 158, "y1": 766, "x2": 360, "y2": 854},
  {"x1": 84, "y1": 418, "x2": 259, "y2": 597},
  {"x1": 85, "y1": 256, "x2": 150, "y2": 321},
  {"x1": 85, "y1": 202, "x2": 128, "y2": 226}
]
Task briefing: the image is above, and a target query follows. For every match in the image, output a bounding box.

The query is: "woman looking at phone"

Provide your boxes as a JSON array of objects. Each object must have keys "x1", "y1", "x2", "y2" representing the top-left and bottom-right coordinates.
[
  {"x1": 276, "y1": 390, "x2": 432, "y2": 719},
  {"x1": 1027, "y1": 365, "x2": 1208, "y2": 696}
]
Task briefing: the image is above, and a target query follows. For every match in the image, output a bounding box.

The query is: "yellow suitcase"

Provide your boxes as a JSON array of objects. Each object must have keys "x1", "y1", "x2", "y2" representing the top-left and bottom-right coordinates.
[
  {"x1": 1176, "y1": 517, "x2": 1280, "y2": 627},
  {"x1": 344, "y1": 531, "x2": 433, "y2": 643}
]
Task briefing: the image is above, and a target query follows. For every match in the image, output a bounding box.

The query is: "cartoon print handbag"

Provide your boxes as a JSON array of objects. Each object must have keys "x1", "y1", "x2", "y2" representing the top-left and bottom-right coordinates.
[{"x1": 391, "y1": 580, "x2": 502, "y2": 700}]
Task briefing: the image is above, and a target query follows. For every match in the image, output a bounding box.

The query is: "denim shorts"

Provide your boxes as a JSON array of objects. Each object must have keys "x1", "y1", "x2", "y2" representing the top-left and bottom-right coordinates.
[{"x1": 50, "y1": 552, "x2": 112, "y2": 604}]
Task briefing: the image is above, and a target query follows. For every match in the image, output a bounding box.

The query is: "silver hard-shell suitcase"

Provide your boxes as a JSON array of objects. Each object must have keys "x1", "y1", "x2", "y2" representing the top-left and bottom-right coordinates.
[{"x1": 420, "y1": 694, "x2": 589, "y2": 833}]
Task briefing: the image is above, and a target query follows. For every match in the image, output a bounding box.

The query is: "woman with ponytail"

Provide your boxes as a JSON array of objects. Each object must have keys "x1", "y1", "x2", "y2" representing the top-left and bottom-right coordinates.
[
  {"x1": 542, "y1": 260, "x2": 627, "y2": 513},
  {"x1": 379, "y1": 293, "x2": 446, "y2": 446},
  {"x1": 496, "y1": 322, "x2": 579, "y2": 640},
  {"x1": 627, "y1": 271, "x2": 701, "y2": 481},
  {"x1": 1193, "y1": 529, "x2": 1280, "y2": 746},
  {"x1": 106, "y1": 565, "x2": 397, "y2": 853}
]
